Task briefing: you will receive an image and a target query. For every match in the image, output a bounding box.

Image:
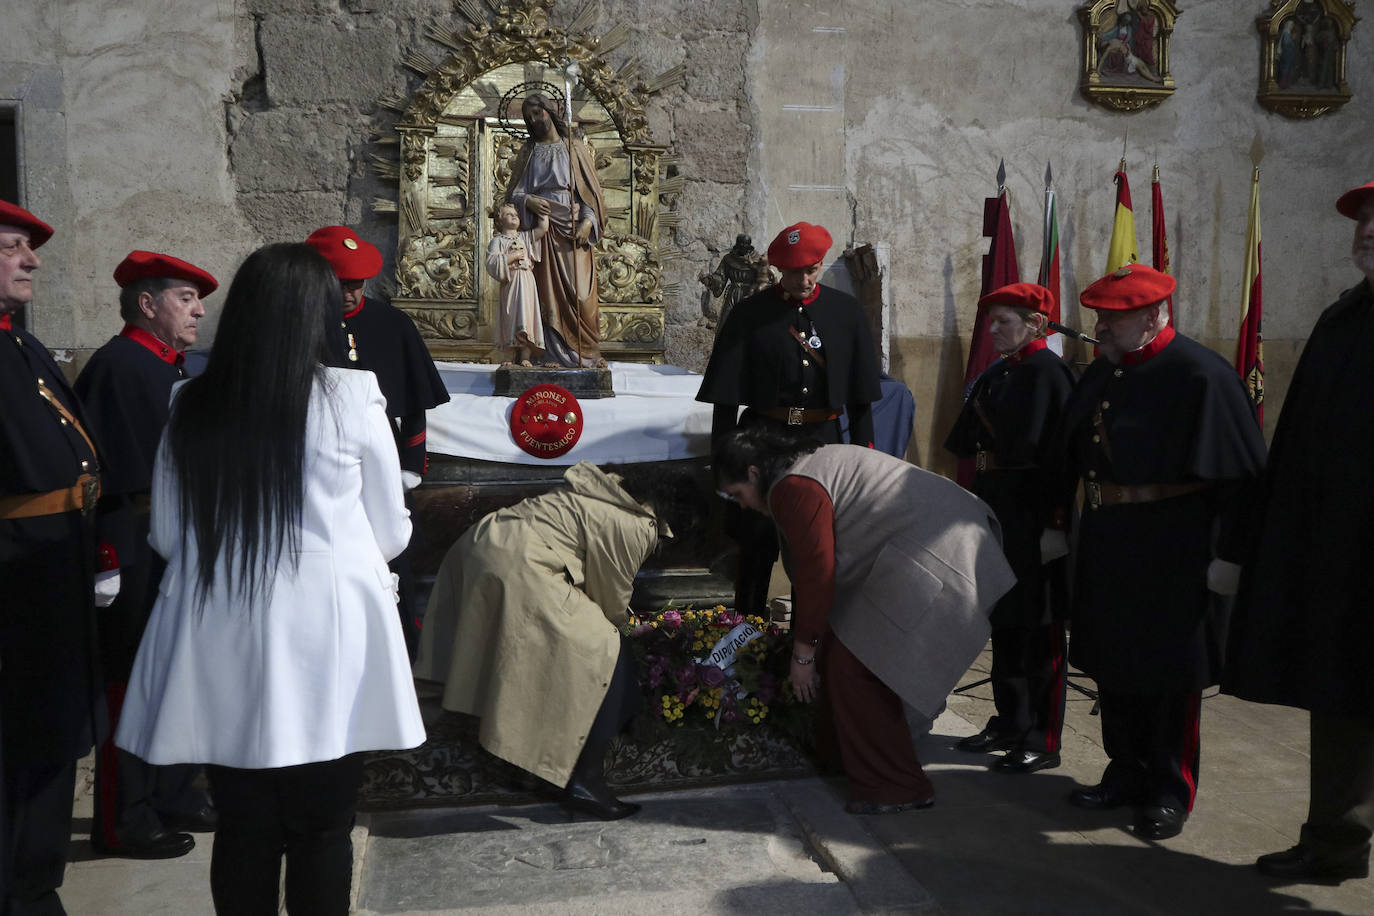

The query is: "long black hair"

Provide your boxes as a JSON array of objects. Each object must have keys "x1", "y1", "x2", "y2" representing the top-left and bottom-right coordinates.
[
  {"x1": 164, "y1": 243, "x2": 342, "y2": 606},
  {"x1": 712, "y1": 425, "x2": 821, "y2": 495}
]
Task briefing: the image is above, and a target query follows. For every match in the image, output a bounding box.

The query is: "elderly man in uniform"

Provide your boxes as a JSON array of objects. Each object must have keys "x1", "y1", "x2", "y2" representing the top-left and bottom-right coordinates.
[
  {"x1": 1057, "y1": 263, "x2": 1265, "y2": 840},
  {"x1": 696, "y1": 221, "x2": 882, "y2": 617},
  {"x1": 74, "y1": 251, "x2": 220, "y2": 860},
  {"x1": 305, "y1": 225, "x2": 450, "y2": 657},
  {"x1": 1225, "y1": 179, "x2": 1374, "y2": 881},
  {"x1": 0, "y1": 200, "x2": 113, "y2": 912}
]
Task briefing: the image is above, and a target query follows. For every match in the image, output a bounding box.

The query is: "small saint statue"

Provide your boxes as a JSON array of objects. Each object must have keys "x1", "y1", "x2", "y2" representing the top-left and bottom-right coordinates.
[
  {"x1": 485, "y1": 201, "x2": 549, "y2": 367},
  {"x1": 699, "y1": 234, "x2": 774, "y2": 331}
]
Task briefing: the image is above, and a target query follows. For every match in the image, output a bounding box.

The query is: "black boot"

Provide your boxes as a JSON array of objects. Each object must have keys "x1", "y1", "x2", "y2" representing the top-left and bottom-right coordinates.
[{"x1": 561, "y1": 737, "x2": 639, "y2": 821}]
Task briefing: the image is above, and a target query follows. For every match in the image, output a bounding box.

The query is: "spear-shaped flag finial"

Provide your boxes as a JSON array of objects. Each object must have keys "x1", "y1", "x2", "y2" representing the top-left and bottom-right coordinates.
[
  {"x1": 1045, "y1": 161, "x2": 1053, "y2": 188},
  {"x1": 997, "y1": 158, "x2": 1007, "y2": 193}
]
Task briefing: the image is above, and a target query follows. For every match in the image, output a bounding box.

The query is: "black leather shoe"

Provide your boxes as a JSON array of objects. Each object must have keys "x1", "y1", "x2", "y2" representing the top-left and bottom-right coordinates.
[
  {"x1": 561, "y1": 780, "x2": 640, "y2": 821},
  {"x1": 159, "y1": 804, "x2": 218, "y2": 833},
  {"x1": 91, "y1": 827, "x2": 195, "y2": 860},
  {"x1": 845, "y1": 796, "x2": 936, "y2": 815},
  {"x1": 1135, "y1": 805, "x2": 1188, "y2": 840},
  {"x1": 1256, "y1": 844, "x2": 1371, "y2": 881},
  {"x1": 993, "y1": 750, "x2": 1061, "y2": 774},
  {"x1": 956, "y1": 727, "x2": 1018, "y2": 754},
  {"x1": 1067, "y1": 782, "x2": 1146, "y2": 810}
]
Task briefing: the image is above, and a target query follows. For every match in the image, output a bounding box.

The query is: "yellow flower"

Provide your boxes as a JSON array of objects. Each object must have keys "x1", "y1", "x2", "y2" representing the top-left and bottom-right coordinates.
[
  {"x1": 715, "y1": 605, "x2": 726, "y2": 612},
  {"x1": 650, "y1": 621, "x2": 659, "y2": 628},
  {"x1": 691, "y1": 640, "x2": 703, "y2": 650}
]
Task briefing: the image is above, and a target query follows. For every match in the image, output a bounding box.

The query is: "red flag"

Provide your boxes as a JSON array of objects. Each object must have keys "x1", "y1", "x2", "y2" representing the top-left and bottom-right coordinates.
[
  {"x1": 1236, "y1": 167, "x2": 1264, "y2": 425},
  {"x1": 957, "y1": 170, "x2": 1020, "y2": 488},
  {"x1": 1151, "y1": 164, "x2": 1174, "y2": 323}
]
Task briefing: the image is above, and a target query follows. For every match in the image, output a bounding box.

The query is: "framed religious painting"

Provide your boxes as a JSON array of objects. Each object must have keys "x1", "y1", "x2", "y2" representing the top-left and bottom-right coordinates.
[
  {"x1": 1257, "y1": 0, "x2": 1359, "y2": 119},
  {"x1": 1077, "y1": 1, "x2": 1183, "y2": 112}
]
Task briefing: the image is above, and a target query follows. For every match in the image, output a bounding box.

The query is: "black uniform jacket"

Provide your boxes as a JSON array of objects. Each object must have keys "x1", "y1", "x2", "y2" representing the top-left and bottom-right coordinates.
[
  {"x1": 1225, "y1": 280, "x2": 1374, "y2": 717},
  {"x1": 696, "y1": 285, "x2": 882, "y2": 444},
  {"x1": 341, "y1": 296, "x2": 450, "y2": 475},
  {"x1": 1, "y1": 322, "x2": 106, "y2": 762},
  {"x1": 1055, "y1": 328, "x2": 1266, "y2": 692},
  {"x1": 945, "y1": 341, "x2": 1075, "y2": 628},
  {"x1": 74, "y1": 329, "x2": 184, "y2": 678}
]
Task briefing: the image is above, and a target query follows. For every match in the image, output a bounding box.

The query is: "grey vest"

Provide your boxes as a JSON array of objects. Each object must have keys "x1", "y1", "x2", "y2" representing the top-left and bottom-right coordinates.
[{"x1": 783, "y1": 445, "x2": 1017, "y2": 717}]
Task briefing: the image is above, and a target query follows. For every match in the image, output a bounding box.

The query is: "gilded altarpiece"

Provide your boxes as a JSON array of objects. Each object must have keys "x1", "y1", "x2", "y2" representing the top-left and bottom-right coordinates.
[{"x1": 386, "y1": 4, "x2": 676, "y2": 362}]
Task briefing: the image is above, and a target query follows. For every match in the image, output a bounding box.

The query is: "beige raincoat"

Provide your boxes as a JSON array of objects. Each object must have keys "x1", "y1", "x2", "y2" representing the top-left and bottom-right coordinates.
[{"x1": 414, "y1": 462, "x2": 658, "y2": 786}]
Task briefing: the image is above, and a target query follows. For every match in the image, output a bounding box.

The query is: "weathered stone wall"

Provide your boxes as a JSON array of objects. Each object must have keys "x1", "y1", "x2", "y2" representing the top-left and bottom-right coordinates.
[{"x1": 3, "y1": 0, "x2": 1369, "y2": 469}]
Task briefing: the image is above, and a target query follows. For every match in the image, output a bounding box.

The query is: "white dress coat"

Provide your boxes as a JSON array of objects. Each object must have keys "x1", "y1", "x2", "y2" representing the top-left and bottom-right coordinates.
[{"x1": 115, "y1": 367, "x2": 426, "y2": 769}]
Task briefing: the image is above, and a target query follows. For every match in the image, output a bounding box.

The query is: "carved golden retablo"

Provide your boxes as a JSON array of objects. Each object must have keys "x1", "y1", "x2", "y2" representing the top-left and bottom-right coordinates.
[{"x1": 376, "y1": 0, "x2": 682, "y2": 363}]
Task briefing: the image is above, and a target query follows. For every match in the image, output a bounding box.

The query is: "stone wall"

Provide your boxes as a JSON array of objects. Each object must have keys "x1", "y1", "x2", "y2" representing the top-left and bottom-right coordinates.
[{"x1": 3, "y1": 0, "x2": 1369, "y2": 468}]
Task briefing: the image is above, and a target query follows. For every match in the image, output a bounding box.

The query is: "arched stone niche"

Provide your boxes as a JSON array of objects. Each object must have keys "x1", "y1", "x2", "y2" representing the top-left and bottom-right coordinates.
[{"x1": 382, "y1": 1, "x2": 680, "y2": 362}]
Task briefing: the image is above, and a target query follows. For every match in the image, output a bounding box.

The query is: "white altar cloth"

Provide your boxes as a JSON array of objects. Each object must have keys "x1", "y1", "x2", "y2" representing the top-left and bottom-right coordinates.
[{"x1": 426, "y1": 361, "x2": 713, "y2": 465}]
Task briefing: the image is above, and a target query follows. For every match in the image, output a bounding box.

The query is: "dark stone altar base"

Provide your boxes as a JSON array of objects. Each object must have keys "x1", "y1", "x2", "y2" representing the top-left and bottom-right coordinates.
[
  {"x1": 493, "y1": 365, "x2": 615, "y2": 399},
  {"x1": 359, "y1": 697, "x2": 817, "y2": 811}
]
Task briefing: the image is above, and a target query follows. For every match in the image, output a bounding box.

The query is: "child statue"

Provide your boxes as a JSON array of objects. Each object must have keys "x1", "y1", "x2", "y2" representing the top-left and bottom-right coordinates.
[{"x1": 485, "y1": 202, "x2": 548, "y2": 366}]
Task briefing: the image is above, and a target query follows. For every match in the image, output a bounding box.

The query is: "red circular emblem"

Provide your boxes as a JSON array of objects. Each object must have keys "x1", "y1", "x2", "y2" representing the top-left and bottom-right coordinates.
[{"x1": 509, "y1": 384, "x2": 584, "y2": 459}]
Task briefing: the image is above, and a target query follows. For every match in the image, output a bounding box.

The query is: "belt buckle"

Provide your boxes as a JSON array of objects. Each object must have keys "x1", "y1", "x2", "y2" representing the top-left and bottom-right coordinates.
[
  {"x1": 787, "y1": 407, "x2": 804, "y2": 426},
  {"x1": 81, "y1": 475, "x2": 99, "y2": 516},
  {"x1": 1085, "y1": 480, "x2": 1101, "y2": 511}
]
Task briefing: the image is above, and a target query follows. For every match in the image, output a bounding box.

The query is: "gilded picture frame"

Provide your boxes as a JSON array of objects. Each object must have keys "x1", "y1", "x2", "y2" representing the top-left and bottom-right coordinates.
[
  {"x1": 1077, "y1": 0, "x2": 1183, "y2": 112},
  {"x1": 1256, "y1": 0, "x2": 1359, "y2": 119}
]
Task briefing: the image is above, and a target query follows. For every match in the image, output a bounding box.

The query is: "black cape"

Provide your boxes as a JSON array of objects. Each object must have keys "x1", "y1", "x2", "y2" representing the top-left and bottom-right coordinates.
[
  {"x1": 696, "y1": 285, "x2": 883, "y2": 413},
  {"x1": 74, "y1": 334, "x2": 185, "y2": 677},
  {"x1": 1224, "y1": 281, "x2": 1374, "y2": 716},
  {"x1": 1, "y1": 324, "x2": 105, "y2": 762},
  {"x1": 342, "y1": 297, "x2": 449, "y2": 420},
  {"x1": 945, "y1": 345, "x2": 1075, "y2": 628},
  {"x1": 1056, "y1": 331, "x2": 1266, "y2": 692}
]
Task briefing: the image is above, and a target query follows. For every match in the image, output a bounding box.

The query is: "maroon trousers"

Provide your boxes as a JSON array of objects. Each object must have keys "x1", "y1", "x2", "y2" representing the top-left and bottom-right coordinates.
[{"x1": 820, "y1": 633, "x2": 934, "y2": 804}]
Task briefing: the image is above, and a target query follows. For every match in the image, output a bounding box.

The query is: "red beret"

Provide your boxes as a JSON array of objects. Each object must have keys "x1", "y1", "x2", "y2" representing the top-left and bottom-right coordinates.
[
  {"x1": 1079, "y1": 263, "x2": 1176, "y2": 312},
  {"x1": 305, "y1": 225, "x2": 383, "y2": 282},
  {"x1": 0, "y1": 200, "x2": 54, "y2": 249},
  {"x1": 767, "y1": 222, "x2": 832, "y2": 270},
  {"x1": 979, "y1": 282, "x2": 1055, "y2": 316},
  {"x1": 1336, "y1": 180, "x2": 1374, "y2": 220},
  {"x1": 113, "y1": 250, "x2": 218, "y2": 297}
]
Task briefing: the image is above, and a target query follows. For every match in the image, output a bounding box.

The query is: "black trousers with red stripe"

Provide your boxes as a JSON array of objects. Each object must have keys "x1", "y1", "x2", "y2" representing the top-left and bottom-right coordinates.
[
  {"x1": 988, "y1": 621, "x2": 1067, "y2": 753},
  {"x1": 92, "y1": 683, "x2": 206, "y2": 849},
  {"x1": 1097, "y1": 687, "x2": 1202, "y2": 811}
]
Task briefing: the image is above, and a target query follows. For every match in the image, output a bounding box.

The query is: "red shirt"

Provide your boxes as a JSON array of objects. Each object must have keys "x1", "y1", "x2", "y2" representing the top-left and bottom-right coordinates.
[{"x1": 768, "y1": 475, "x2": 836, "y2": 648}]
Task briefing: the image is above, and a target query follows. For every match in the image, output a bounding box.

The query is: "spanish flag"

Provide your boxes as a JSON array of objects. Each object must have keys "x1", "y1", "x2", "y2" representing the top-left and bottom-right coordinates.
[
  {"x1": 1105, "y1": 160, "x2": 1138, "y2": 274},
  {"x1": 1236, "y1": 167, "x2": 1264, "y2": 425}
]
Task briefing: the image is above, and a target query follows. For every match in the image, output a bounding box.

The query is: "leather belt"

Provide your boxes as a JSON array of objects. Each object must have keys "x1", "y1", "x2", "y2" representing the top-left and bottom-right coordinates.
[
  {"x1": 975, "y1": 450, "x2": 1035, "y2": 473},
  {"x1": 0, "y1": 474, "x2": 101, "y2": 519},
  {"x1": 1085, "y1": 479, "x2": 1210, "y2": 510},
  {"x1": 757, "y1": 407, "x2": 842, "y2": 426}
]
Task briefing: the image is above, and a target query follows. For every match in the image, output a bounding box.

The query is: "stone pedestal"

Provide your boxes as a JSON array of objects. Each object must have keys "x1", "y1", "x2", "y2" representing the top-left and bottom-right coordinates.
[{"x1": 493, "y1": 365, "x2": 615, "y2": 399}]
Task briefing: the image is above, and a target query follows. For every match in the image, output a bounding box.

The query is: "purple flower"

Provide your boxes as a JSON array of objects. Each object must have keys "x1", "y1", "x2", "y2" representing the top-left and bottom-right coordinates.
[
  {"x1": 699, "y1": 664, "x2": 727, "y2": 687},
  {"x1": 662, "y1": 609, "x2": 682, "y2": 628},
  {"x1": 632, "y1": 623, "x2": 654, "y2": 637}
]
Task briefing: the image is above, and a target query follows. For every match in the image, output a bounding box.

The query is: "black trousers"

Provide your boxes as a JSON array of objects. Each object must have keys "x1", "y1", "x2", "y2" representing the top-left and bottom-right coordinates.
[
  {"x1": 205, "y1": 755, "x2": 364, "y2": 916},
  {"x1": 92, "y1": 683, "x2": 205, "y2": 848},
  {"x1": 1301, "y1": 712, "x2": 1374, "y2": 857},
  {"x1": 1098, "y1": 688, "x2": 1202, "y2": 810},
  {"x1": 2, "y1": 758, "x2": 76, "y2": 916},
  {"x1": 988, "y1": 621, "x2": 1067, "y2": 753},
  {"x1": 569, "y1": 636, "x2": 641, "y2": 788}
]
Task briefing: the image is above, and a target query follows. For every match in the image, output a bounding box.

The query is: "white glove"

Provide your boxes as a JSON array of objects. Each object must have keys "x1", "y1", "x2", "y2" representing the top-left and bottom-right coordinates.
[
  {"x1": 94, "y1": 569, "x2": 121, "y2": 607},
  {"x1": 1207, "y1": 559, "x2": 1242, "y2": 596},
  {"x1": 401, "y1": 471, "x2": 422, "y2": 491},
  {"x1": 1039, "y1": 528, "x2": 1069, "y2": 563},
  {"x1": 390, "y1": 571, "x2": 402, "y2": 604}
]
